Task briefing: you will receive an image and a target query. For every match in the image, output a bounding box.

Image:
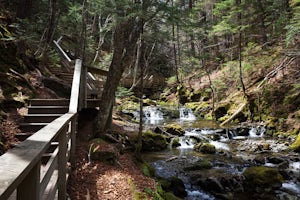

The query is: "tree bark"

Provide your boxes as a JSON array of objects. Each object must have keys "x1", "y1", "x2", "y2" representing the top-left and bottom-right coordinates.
[
  {"x1": 95, "y1": 18, "x2": 143, "y2": 137},
  {"x1": 17, "y1": 0, "x2": 33, "y2": 19},
  {"x1": 256, "y1": 0, "x2": 268, "y2": 45},
  {"x1": 136, "y1": 35, "x2": 144, "y2": 161}
]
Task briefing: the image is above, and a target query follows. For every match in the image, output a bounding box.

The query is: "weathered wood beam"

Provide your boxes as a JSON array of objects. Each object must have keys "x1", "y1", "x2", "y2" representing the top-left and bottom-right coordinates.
[{"x1": 87, "y1": 66, "x2": 108, "y2": 76}]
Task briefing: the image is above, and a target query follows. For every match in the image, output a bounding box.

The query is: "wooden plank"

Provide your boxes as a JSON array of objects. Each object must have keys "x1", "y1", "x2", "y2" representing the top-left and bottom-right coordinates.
[
  {"x1": 57, "y1": 126, "x2": 68, "y2": 200},
  {"x1": 87, "y1": 66, "x2": 108, "y2": 76},
  {"x1": 17, "y1": 161, "x2": 40, "y2": 200},
  {"x1": 69, "y1": 59, "x2": 82, "y2": 113},
  {"x1": 40, "y1": 148, "x2": 58, "y2": 197},
  {"x1": 0, "y1": 113, "x2": 74, "y2": 200},
  {"x1": 53, "y1": 40, "x2": 72, "y2": 62},
  {"x1": 70, "y1": 117, "x2": 77, "y2": 167}
]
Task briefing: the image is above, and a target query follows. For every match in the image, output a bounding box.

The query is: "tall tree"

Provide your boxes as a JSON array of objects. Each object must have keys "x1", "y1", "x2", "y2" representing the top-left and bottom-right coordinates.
[
  {"x1": 16, "y1": 0, "x2": 33, "y2": 19},
  {"x1": 95, "y1": 1, "x2": 144, "y2": 136}
]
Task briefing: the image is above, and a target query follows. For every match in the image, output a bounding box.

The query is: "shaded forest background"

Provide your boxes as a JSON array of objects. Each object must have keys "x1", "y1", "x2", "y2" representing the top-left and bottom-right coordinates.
[{"x1": 0, "y1": 0, "x2": 299, "y2": 153}]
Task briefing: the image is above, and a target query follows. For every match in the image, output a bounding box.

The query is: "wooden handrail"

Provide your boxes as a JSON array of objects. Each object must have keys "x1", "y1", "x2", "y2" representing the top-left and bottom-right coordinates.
[
  {"x1": 69, "y1": 59, "x2": 82, "y2": 113},
  {"x1": 0, "y1": 59, "x2": 83, "y2": 200}
]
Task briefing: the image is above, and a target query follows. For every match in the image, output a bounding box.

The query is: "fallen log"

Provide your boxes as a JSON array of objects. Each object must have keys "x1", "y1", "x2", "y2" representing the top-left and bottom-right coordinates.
[{"x1": 220, "y1": 102, "x2": 247, "y2": 127}]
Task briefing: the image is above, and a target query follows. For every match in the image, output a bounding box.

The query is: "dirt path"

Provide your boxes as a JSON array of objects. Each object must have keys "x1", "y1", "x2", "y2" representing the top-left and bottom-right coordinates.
[{"x1": 67, "y1": 120, "x2": 156, "y2": 200}]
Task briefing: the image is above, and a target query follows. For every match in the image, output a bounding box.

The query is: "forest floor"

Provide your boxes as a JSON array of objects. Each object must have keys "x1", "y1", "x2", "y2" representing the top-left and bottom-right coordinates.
[{"x1": 67, "y1": 117, "x2": 156, "y2": 200}]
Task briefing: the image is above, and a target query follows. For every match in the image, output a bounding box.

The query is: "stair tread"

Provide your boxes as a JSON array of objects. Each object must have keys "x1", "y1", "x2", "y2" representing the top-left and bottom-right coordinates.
[
  {"x1": 29, "y1": 106, "x2": 68, "y2": 108},
  {"x1": 20, "y1": 122, "x2": 49, "y2": 125},
  {"x1": 24, "y1": 114, "x2": 63, "y2": 116},
  {"x1": 16, "y1": 132, "x2": 33, "y2": 135}
]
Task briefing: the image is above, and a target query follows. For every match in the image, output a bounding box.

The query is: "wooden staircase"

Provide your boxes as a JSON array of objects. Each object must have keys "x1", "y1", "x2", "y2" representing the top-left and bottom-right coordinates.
[
  {"x1": 18, "y1": 99, "x2": 70, "y2": 141},
  {"x1": 48, "y1": 64, "x2": 105, "y2": 98},
  {"x1": 0, "y1": 59, "x2": 106, "y2": 200},
  {"x1": 16, "y1": 62, "x2": 105, "y2": 140}
]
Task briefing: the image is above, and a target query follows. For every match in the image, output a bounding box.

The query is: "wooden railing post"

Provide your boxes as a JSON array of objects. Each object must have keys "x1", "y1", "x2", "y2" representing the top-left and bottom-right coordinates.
[
  {"x1": 58, "y1": 127, "x2": 68, "y2": 200},
  {"x1": 17, "y1": 161, "x2": 41, "y2": 200},
  {"x1": 70, "y1": 115, "x2": 77, "y2": 167},
  {"x1": 80, "y1": 64, "x2": 87, "y2": 109}
]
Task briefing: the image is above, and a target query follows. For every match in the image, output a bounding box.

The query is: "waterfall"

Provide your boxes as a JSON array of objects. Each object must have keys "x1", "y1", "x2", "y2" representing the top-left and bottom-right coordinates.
[
  {"x1": 143, "y1": 106, "x2": 164, "y2": 124},
  {"x1": 178, "y1": 136, "x2": 195, "y2": 149},
  {"x1": 249, "y1": 126, "x2": 265, "y2": 138},
  {"x1": 179, "y1": 107, "x2": 196, "y2": 121}
]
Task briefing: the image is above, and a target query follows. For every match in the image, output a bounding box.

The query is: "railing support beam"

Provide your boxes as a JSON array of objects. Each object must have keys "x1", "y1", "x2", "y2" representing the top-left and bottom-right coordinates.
[
  {"x1": 70, "y1": 116, "x2": 77, "y2": 167},
  {"x1": 58, "y1": 127, "x2": 68, "y2": 200},
  {"x1": 17, "y1": 161, "x2": 41, "y2": 200}
]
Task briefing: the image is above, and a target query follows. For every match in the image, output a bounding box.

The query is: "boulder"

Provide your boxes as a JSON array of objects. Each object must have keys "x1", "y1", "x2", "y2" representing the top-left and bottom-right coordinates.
[
  {"x1": 89, "y1": 139, "x2": 119, "y2": 164},
  {"x1": 138, "y1": 131, "x2": 169, "y2": 152},
  {"x1": 168, "y1": 177, "x2": 187, "y2": 198},
  {"x1": 163, "y1": 123, "x2": 185, "y2": 136},
  {"x1": 198, "y1": 177, "x2": 224, "y2": 193},
  {"x1": 290, "y1": 133, "x2": 300, "y2": 152},
  {"x1": 243, "y1": 166, "x2": 283, "y2": 192},
  {"x1": 194, "y1": 142, "x2": 216, "y2": 154},
  {"x1": 183, "y1": 159, "x2": 213, "y2": 171}
]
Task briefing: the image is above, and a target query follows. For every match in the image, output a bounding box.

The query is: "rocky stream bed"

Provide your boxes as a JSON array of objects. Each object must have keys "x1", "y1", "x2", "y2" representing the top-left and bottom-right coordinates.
[{"x1": 138, "y1": 106, "x2": 300, "y2": 200}]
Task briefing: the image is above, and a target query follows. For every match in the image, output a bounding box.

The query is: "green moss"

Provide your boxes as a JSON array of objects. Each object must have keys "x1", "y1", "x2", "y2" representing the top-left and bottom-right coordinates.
[
  {"x1": 156, "y1": 100, "x2": 178, "y2": 107},
  {"x1": 194, "y1": 142, "x2": 216, "y2": 154},
  {"x1": 163, "y1": 123, "x2": 184, "y2": 136},
  {"x1": 160, "y1": 107, "x2": 180, "y2": 118},
  {"x1": 200, "y1": 143, "x2": 216, "y2": 154},
  {"x1": 128, "y1": 178, "x2": 149, "y2": 200},
  {"x1": 141, "y1": 162, "x2": 156, "y2": 177},
  {"x1": 143, "y1": 98, "x2": 157, "y2": 106},
  {"x1": 184, "y1": 159, "x2": 213, "y2": 171},
  {"x1": 135, "y1": 131, "x2": 169, "y2": 152},
  {"x1": 290, "y1": 133, "x2": 300, "y2": 152},
  {"x1": 243, "y1": 166, "x2": 283, "y2": 188},
  {"x1": 163, "y1": 192, "x2": 181, "y2": 200},
  {"x1": 176, "y1": 84, "x2": 191, "y2": 104},
  {"x1": 171, "y1": 137, "x2": 180, "y2": 148}
]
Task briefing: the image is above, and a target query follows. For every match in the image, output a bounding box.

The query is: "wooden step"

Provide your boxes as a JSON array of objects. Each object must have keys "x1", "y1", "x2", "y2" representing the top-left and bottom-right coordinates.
[
  {"x1": 15, "y1": 132, "x2": 33, "y2": 141},
  {"x1": 28, "y1": 106, "x2": 69, "y2": 114},
  {"x1": 30, "y1": 99, "x2": 70, "y2": 106},
  {"x1": 23, "y1": 114, "x2": 63, "y2": 123},
  {"x1": 19, "y1": 122, "x2": 49, "y2": 132}
]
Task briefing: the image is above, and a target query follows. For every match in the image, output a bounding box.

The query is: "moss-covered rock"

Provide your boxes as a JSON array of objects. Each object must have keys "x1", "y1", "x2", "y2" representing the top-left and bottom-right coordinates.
[
  {"x1": 163, "y1": 123, "x2": 184, "y2": 136},
  {"x1": 183, "y1": 159, "x2": 213, "y2": 171},
  {"x1": 214, "y1": 105, "x2": 228, "y2": 121},
  {"x1": 88, "y1": 139, "x2": 119, "y2": 164},
  {"x1": 176, "y1": 84, "x2": 191, "y2": 104},
  {"x1": 194, "y1": 142, "x2": 216, "y2": 154},
  {"x1": 185, "y1": 102, "x2": 211, "y2": 118},
  {"x1": 190, "y1": 90, "x2": 201, "y2": 102},
  {"x1": 170, "y1": 137, "x2": 181, "y2": 148},
  {"x1": 160, "y1": 176, "x2": 187, "y2": 198},
  {"x1": 290, "y1": 133, "x2": 300, "y2": 152},
  {"x1": 136, "y1": 131, "x2": 169, "y2": 152},
  {"x1": 141, "y1": 162, "x2": 156, "y2": 177},
  {"x1": 243, "y1": 166, "x2": 283, "y2": 192},
  {"x1": 143, "y1": 98, "x2": 157, "y2": 106}
]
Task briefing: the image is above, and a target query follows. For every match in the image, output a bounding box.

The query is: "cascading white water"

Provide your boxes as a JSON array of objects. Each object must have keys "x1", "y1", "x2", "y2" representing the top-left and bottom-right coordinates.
[
  {"x1": 143, "y1": 106, "x2": 164, "y2": 124},
  {"x1": 179, "y1": 107, "x2": 196, "y2": 121},
  {"x1": 249, "y1": 126, "x2": 265, "y2": 137},
  {"x1": 178, "y1": 136, "x2": 195, "y2": 149}
]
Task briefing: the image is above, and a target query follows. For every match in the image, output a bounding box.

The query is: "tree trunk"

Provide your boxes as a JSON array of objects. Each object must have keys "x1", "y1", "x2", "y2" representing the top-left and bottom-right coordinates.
[
  {"x1": 35, "y1": 0, "x2": 57, "y2": 56},
  {"x1": 236, "y1": 0, "x2": 247, "y2": 98},
  {"x1": 135, "y1": 35, "x2": 144, "y2": 161},
  {"x1": 17, "y1": 0, "x2": 33, "y2": 19},
  {"x1": 171, "y1": 0, "x2": 179, "y2": 83},
  {"x1": 256, "y1": 0, "x2": 268, "y2": 45},
  {"x1": 95, "y1": 19, "x2": 143, "y2": 137}
]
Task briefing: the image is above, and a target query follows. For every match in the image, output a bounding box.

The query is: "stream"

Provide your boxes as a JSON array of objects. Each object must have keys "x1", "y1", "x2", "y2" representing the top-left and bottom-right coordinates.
[{"x1": 140, "y1": 106, "x2": 300, "y2": 200}]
